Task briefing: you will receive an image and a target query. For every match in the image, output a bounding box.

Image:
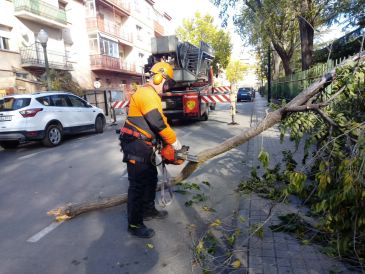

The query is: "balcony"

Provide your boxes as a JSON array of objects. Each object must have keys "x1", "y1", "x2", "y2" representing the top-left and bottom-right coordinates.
[
  {"x1": 90, "y1": 55, "x2": 139, "y2": 75},
  {"x1": 13, "y1": 0, "x2": 67, "y2": 29},
  {"x1": 20, "y1": 43, "x2": 72, "y2": 71},
  {"x1": 86, "y1": 17, "x2": 120, "y2": 37},
  {"x1": 86, "y1": 17, "x2": 133, "y2": 46},
  {"x1": 97, "y1": 0, "x2": 130, "y2": 16},
  {"x1": 154, "y1": 20, "x2": 164, "y2": 36}
]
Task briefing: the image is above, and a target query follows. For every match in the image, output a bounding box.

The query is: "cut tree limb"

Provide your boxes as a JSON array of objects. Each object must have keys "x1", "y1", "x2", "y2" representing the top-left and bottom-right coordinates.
[{"x1": 48, "y1": 52, "x2": 365, "y2": 221}]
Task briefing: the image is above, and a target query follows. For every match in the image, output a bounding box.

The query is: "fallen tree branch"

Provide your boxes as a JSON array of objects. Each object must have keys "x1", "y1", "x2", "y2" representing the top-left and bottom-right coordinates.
[
  {"x1": 48, "y1": 52, "x2": 365, "y2": 221},
  {"x1": 284, "y1": 102, "x2": 329, "y2": 112},
  {"x1": 315, "y1": 109, "x2": 339, "y2": 128}
]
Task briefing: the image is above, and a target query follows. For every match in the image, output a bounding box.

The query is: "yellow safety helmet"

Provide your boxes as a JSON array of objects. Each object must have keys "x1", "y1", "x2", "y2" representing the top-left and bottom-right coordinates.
[{"x1": 150, "y1": 62, "x2": 174, "y2": 85}]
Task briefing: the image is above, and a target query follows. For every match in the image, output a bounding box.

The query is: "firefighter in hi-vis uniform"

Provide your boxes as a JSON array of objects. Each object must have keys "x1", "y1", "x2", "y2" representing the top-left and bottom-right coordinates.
[{"x1": 119, "y1": 62, "x2": 184, "y2": 238}]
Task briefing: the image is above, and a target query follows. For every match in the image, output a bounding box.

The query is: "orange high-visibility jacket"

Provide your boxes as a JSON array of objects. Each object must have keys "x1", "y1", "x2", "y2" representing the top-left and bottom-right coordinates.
[{"x1": 125, "y1": 84, "x2": 176, "y2": 145}]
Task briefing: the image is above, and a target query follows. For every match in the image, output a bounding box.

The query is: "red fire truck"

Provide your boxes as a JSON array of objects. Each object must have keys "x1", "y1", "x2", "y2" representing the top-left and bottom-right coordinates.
[{"x1": 144, "y1": 36, "x2": 215, "y2": 121}]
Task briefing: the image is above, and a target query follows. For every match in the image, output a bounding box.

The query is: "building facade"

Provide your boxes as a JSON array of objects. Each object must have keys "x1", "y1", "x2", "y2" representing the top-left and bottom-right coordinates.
[{"x1": 0, "y1": 0, "x2": 173, "y2": 109}]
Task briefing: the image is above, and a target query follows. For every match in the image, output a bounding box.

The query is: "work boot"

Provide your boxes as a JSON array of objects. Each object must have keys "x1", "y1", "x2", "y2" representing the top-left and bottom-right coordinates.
[
  {"x1": 143, "y1": 208, "x2": 168, "y2": 221},
  {"x1": 128, "y1": 224, "x2": 155, "y2": 238}
]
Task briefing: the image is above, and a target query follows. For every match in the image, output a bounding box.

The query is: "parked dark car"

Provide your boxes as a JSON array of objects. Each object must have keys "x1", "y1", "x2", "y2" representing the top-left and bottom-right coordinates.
[
  {"x1": 242, "y1": 87, "x2": 256, "y2": 98},
  {"x1": 237, "y1": 88, "x2": 253, "y2": 102}
]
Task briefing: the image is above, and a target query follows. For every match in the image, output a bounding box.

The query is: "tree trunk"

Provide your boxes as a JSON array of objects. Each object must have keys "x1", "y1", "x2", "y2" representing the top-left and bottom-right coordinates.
[
  {"x1": 298, "y1": 0, "x2": 314, "y2": 70},
  {"x1": 273, "y1": 50, "x2": 282, "y2": 80},
  {"x1": 48, "y1": 53, "x2": 364, "y2": 221},
  {"x1": 298, "y1": 17, "x2": 314, "y2": 70},
  {"x1": 272, "y1": 42, "x2": 293, "y2": 75}
]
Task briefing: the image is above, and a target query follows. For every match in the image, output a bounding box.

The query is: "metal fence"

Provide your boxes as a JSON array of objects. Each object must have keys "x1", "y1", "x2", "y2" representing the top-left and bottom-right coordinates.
[{"x1": 265, "y1": 57, "x2": 349, "y2": 101}]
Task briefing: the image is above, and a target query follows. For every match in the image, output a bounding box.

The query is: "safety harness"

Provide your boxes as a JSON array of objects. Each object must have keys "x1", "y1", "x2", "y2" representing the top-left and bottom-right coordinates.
[{"x1": 120, "y1": 127, "x2": 153, "y2": 146}]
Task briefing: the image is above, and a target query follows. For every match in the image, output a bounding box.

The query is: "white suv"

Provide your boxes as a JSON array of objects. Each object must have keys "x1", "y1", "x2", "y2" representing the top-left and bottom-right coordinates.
[{"x1": 0, "y1": 91, "x2": 106, "y2": 149}]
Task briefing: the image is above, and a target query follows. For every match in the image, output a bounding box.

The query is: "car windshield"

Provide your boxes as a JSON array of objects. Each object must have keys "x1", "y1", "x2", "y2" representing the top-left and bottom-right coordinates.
[
  {"x1": 238, "y1": 89, "x2": 249, "y2": 93},
  {"x1": 0, "y1": 97, "x2": 31, "y2": 111}
]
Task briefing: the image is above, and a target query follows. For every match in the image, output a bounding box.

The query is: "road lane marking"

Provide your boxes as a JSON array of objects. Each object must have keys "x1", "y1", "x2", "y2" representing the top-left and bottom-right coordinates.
[
  {"x1": 19, "y1": 152, "x2": 41, "y2": 160},
  {"x1": 27, "y1": 221, "x2": 63, "y2": 243}
]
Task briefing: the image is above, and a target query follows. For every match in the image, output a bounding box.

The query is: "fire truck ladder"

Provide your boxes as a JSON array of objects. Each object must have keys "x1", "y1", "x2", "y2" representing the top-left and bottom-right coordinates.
[{"x1": 177, "y1": 41, "x2": 214, "y2": 80}]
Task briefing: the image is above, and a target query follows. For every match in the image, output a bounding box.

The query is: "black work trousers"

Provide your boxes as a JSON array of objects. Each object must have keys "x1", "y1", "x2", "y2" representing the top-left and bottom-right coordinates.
[{"x1": 127, "y1": 161, "x2": 158, "y2": 226}]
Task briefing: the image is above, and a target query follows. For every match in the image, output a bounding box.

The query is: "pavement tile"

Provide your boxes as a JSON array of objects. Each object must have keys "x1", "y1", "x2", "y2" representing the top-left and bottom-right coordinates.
[
  {"x1": 277, "y1": 258, "x2": 291, "y2": 267},
  {"x1": 277, "y1": 266, "x2": 293, "y2": 274},
  {"x1": 261, "y1": 256, "x2": 276, "y2": 265},
  {"x1": 249, "y1": 267, "x2": 264, "y2": 274}
]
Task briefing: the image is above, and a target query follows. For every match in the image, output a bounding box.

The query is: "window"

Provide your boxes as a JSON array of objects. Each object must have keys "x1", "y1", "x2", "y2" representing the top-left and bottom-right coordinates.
[
  {"x1": 85, "y1": 0, "x2": 95, "y2": 17},
  {"x1": 0, "y1": 37, "x2": 9, "y2": 50},
  {"x1": 136, "y1": 25, "x2": 142, "y2": 41},
  {"x1": 99, "y1": 38, "x2": 119, "y2": 58},
  {"x1": 0, "y1": 97, "x2": 31, "y2": 111},
  {"x1": 134, "y1": 0, "x2": 140, "y2": 12},
  {"x1": 51, "y1": 95, "x2": 70, "y2": 107},
  {"x1": 88, "y1": 34, "x2": 98, "y2": 54},
  {"x1": 36, "y1": 96, "x2": 52, "y2": 106},
  {"x1": 68, "y1": 95, "x2": 87, "y2": 107}
]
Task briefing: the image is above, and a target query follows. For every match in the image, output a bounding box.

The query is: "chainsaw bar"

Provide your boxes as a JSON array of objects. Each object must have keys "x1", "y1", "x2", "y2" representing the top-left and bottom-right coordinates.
[{"x1": 186, "y1": 154, "x2": 199, "y2": 162}]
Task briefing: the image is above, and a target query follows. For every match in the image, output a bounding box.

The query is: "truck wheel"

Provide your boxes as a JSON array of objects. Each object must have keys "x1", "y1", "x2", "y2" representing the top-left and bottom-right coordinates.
[
  {"x1": 0, "y1": 141, "x2": 19, "y2": 149},
  {"x1": 42, "y1": 124, "x2": 62, "y2": 147}
]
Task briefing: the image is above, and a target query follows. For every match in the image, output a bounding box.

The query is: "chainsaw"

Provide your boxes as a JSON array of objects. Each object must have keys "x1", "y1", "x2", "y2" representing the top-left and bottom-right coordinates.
[{"x1": 160, "y1": 144, "x2": 199, "y2": 164}]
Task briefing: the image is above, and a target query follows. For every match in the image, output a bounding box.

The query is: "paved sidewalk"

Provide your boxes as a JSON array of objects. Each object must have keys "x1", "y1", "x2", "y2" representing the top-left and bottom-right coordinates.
[{"x1": 232, "y1": 95, "x2": 356, "y2": 274}]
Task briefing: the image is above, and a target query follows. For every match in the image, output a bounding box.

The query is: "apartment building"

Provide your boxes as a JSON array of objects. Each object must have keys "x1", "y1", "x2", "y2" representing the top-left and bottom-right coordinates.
[{"x1": 0, "y1": 0, "x2": 173, "y2": 107}]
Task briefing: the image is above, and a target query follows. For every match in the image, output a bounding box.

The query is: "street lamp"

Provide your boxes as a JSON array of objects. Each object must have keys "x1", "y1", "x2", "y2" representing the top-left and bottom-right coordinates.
[{"x1": 37, "y1": 29, "x2": 51, "y2": 90}]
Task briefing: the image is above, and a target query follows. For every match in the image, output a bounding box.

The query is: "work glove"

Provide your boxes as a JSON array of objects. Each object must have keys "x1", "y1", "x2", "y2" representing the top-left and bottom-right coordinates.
[
  {"x1": 171, "y1": 139, "x2": 182, "y2": 150},
  {"x1": 161, "y1": 144, "x2": 187, "y2": 165}
]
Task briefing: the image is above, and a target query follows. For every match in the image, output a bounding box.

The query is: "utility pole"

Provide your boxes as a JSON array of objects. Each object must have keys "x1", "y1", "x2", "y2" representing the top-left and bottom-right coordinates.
[{"x1": 267, "y1": 46, "x2": 272, "y2": 103}]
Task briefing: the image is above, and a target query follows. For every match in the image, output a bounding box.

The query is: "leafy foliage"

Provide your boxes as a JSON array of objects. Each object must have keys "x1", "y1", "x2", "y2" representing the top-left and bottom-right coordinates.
[
  {"x1": 176, "y1": 12, "x2": 232, "y2": 72},
  {"x1": 43, "y1": 69, "x2": 83, "y2": 95},
  {"x1": 225, "y1": 60, "x2": 248, "y2": 84},
  {"x1": 254, "y1": 60, "x2": 365, "y2": 266}
]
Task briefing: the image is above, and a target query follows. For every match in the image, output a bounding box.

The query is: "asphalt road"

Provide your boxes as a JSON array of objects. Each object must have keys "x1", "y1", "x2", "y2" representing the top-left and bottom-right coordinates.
[{"x1": 0, "y1": 97, "x2": 258, "y2": 274}]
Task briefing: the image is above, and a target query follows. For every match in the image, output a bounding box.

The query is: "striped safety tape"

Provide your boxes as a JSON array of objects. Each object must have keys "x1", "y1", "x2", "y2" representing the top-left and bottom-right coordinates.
[
  {"x1": 201, "y1": 94, "x2": 231, "y2": 103},
  {"x1": 213, "y1": 86, "x2": 231, "y2": 92},
  {"x1": 112, "y1": 100, "x2": 130, "y2": 109}
]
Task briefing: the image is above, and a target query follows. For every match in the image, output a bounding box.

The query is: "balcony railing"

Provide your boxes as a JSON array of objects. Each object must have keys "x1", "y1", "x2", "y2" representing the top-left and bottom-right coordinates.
[
  {"x1": 90, "y1": 54, "x2": 138, "y2": 74},
  {"x1": 20, "y1": 43, "x2": 72, "y2": 70},
  {"x1": 153, "y1": 20, "x2": 164, "y2": 36},
  {"x1": 100, "y1": 0, "x2": 130, "y2": 15},
  {"x1": 13, "y1": 0, "x2": 67, "y2": 25},
  {"x1": 86, "y1": 17, "x2": 120, "y2": 37},
  {"x1": 86, "y1": 17, "x2": 133, "y2": 44}
]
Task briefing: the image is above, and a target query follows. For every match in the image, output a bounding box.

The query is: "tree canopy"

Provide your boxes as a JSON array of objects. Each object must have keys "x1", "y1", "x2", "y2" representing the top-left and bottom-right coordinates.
[
  {"x1": 225, "y1": 60, "x2": 248, "y2": 84},
  {"x1": 176, "y1": 12, "x2": 233, "y2": 72},
  {"x1": 212, "y1": 0, "x2": 365, "y2": 74}
]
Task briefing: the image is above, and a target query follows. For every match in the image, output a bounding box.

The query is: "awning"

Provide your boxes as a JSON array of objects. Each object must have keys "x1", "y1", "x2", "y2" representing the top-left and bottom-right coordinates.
[{"x1": 99, "y1": 33, "x2": 118, "y2": 43}]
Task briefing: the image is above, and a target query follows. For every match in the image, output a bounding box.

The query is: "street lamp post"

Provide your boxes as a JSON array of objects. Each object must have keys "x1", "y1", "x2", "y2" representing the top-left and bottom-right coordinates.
[{"x1": 37, "y1": 29, "x2": 51, "y2": 90}]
